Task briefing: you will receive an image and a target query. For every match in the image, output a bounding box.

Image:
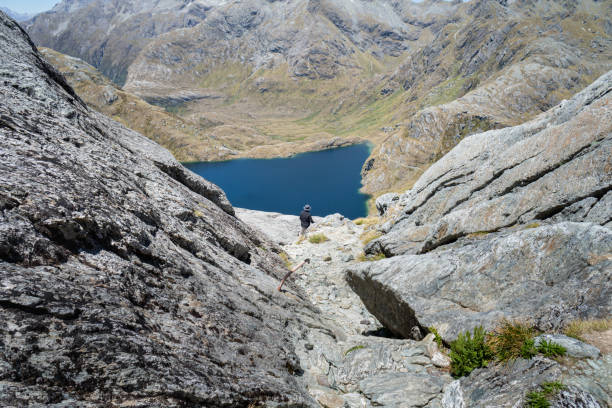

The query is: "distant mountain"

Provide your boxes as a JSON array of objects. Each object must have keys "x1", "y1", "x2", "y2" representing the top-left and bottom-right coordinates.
[
  {"x1": 25, "y1": 0, "x2": 612, "y2": 197},
  {"x1": 38, "y1": 47, "x2": 232, "y2": 162},
  {"x1": 0, "y1": 7, "x2": 35, "y2": 21}
]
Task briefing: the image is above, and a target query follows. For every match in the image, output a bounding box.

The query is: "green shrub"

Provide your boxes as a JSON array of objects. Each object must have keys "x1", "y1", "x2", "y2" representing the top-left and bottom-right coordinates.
[
  {"x1": 537, "y1": 340, "x2": 566, "y2": 357},
  {"x1": 488, "y1": 320, "x2": 535, "y2": 362},
  {"x1": 520, "y1": 338, "x2": 538, "y2": 359},
  {"x1": 370, "y1": 252, "x2": 386, "y2": 261},
  {"x1": 525, "y1": 382, "x2": 566, "y2": 408},
  {"x1": 525, "y1": 391, "x2": 550, "y2": 408},
  {"x1": 357, "y1": 252, "x2": 386, "y2": 262},
  {"x1": 308, "y1": 234, "x2": 329, "y2": 244},
  {"x1": 429, "y1": 326, "x2": 443, "y2": 348},
  {"x1": 450, "y1": 326, "x2": 494, "y2": 377},
  {"x1": 540, "y1": 382, "x2": 566, "y2": 394}
]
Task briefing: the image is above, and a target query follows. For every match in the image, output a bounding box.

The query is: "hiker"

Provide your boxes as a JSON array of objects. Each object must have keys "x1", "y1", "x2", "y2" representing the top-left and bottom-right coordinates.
[
  {"x1": 277, "y1": 258, "x2": 310, "y2": 292},
  {"x1": 299, "y1": 204, "x2": 314, "y2": 236}
]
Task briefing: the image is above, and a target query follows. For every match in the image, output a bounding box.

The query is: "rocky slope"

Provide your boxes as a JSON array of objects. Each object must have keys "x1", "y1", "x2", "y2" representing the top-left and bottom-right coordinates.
[
  {"x1": 0, "y1": 11, "x2": 329, "y2": 406},
  {"x1": 236, "y1": 208, "x2": 611, "y2": 407},
  {"x1": 25, "y1": 0, "x2": 612, "y2": 197},
  {"x1": 38, "y1": 47, "x2": 232, "y2": 162},
  {"x1": 234, "y1": 76, "x2": 612, "y2": 403},
  {"x1": 236, "y1": 209, "x2": 456, "y2": 407},
  {"x1": 346, "y1": 67, "x2": 612, "y2": 347}
]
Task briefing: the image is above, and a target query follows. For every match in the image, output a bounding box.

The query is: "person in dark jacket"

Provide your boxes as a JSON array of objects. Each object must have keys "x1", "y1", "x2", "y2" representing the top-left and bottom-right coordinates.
[{"x1": 299, "y1": 204, "x2": 314, "y2": 236}]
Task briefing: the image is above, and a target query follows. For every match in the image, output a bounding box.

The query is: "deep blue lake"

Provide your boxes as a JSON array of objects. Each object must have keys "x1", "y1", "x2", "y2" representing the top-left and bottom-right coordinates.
[{"x1": 184, "y1": 144, "x2": 371, "y2": 219}]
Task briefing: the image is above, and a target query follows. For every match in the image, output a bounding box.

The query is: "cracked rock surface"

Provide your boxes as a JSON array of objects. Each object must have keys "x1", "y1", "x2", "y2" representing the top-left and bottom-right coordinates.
[
  {"x1": 0, "y1": 12, "x2": 326, "y2": 407},
  {"x1": 348, "y1": 69, "x2": 612, "y2": 344}
]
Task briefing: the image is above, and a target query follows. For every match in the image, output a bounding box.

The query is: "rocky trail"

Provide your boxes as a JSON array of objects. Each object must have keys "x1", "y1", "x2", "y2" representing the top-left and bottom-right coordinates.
[
  {"x1": 237, "y1": 209, "x2": 454, "y2": 407},
  {"x1": 237, "y1": 207, "x2": 612, "y2": 407}
]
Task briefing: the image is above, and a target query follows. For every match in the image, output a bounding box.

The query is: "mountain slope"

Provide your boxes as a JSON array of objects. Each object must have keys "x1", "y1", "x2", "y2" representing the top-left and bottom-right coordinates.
[
  {"x1": 0, "y1": 7, "x2": 35, "y2": 22},
  {"x1": 0, "y1": 11, "x2": 319, "y2": 406},
  {"x1": 353, "y1": 67, "x2": 612, "y2": 340},
  {"x1": 25, "y1": 0, "x2": 612, "y2": 199},
  {"x1": 39, "y1": 47, "x2": 233, "y2": 162}
]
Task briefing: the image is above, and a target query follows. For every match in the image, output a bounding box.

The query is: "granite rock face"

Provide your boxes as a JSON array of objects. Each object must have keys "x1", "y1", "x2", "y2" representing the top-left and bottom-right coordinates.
[
  {"x1": 348, "y1": 223, "x2": 611, "y2": 341},
  {"x1": 367, "y1": 69, "x2": 612, "y2": 258},
  {"x1": 347, "y1": 70, "x2": 612, "y2": 344},
  {"x1": 0, "y1": 12, "x2": 321, "y2": 407},
  {"x1": 440, "y1": 353, "x2": 612, "y2": 408}
]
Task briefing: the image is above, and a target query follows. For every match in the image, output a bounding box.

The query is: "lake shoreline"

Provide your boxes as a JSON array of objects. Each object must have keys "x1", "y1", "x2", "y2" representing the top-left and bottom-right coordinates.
[
  {"x1": 180, "y1": 137, "x2": 370, "y2": 165},
  {"x1": 185, "y1": 143, "x2": 372, "y2": 219}
]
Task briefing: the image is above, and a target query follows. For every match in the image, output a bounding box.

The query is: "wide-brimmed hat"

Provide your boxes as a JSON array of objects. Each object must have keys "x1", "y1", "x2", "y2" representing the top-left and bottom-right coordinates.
[{"x1": 304, "y1": 204, "x2": 311, "y2": 211}]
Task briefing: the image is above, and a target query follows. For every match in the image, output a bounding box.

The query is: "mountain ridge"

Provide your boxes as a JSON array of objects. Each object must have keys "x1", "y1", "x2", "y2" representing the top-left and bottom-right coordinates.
[
  {"x1": 25, "y1": 0, "x2": 612, "y2": 200},
  {"x1": 0, "y1": 7, "x2": 35, "y2": 22}
]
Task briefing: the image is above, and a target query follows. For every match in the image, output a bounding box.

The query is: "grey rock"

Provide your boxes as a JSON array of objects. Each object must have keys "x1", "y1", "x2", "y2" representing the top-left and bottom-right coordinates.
[
  {"x1": 375, "y1": 193, "x2": 400, "y2": 216},
  {"x1": 551, "y1": 386, "x2": 601, "y2": 408},
  {"x1": 342, "y1": 254, "x2": 354, "y2": 262},
  {"x1": 0, "y1": 12, "x2": 318, "y2": 407},
  {"x1": 534, "y1": 334, "x2": 601, "y2": 359},
  {"x1": 368, "y1": 68, "x2": 612, "y2": 257},
  {"x1": 440, "y1": 357, "x2": 568, "y2": 408},
  {"x1": 237, "y1": 208, "x2": 457, "y2": 405},
  {"x1": 348, "y1": 223, "x2": 612, "y2": 342},
  {"x1": 349, "y1": 69, "x2": 612, "y2": 347},
  {"x1": 562, "y1": 354, "x2": 612, "y2": 407},
  {"x1": 358, "y1": 372, "x2": 447, "y2": 408}
]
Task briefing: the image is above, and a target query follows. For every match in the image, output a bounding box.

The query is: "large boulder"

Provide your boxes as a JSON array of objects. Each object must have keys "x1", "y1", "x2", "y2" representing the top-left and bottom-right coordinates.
[
  {"x1": 441, "y1": 356, "x2": 607, "y2": 408},
  {"x1": 0, "y1": 12, "x2": 317, "y2": 407},
  {"x1": 348, "y1": 223, "x2": 611, "y2": 341}
]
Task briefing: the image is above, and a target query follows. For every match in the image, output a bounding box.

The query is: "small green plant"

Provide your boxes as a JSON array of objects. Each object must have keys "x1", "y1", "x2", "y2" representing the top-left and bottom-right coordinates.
[
  {"x1": 344, "y1": 345, "x2": 366, "y2": 356},
  {"x1": 537, "y1": 340, "x2": 566, "y2": 358},
  {"x1": 370, "y1": 252, "x2": 386, "y2": 261},
  {"x1": 354, "y1": 218, "x2": 364, "y2": 225},
  {"x1": 540, "y1": 382, "x2": 566, "y2": 394},
  {"x1": 525, "y1": 382, "x2": 566, "y2": 408},
  {"x1": 357, "y1": 252, "x2": 386, "y2": 262},
  {"x1": 450, "y1": 326, "x2": 494, "y2": 378},
  {"x1": 360, "y1": 230, "x2": 382, "y2": 245},
  {"x1": 520, "y1": 338, "x2": 538, "y2": 359},
  {"x1": 308, "y1": 234, "x2": 329, "y2": 244},
  {"x1": 488, "y1": 320, "x2": 536, "y2": 362},
  {"x1": 525, "y1": 391, "x2": 550, "y2": 408},
  {"x1": 429, "y1": 326, "x2": 443, "y2": 348}
]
